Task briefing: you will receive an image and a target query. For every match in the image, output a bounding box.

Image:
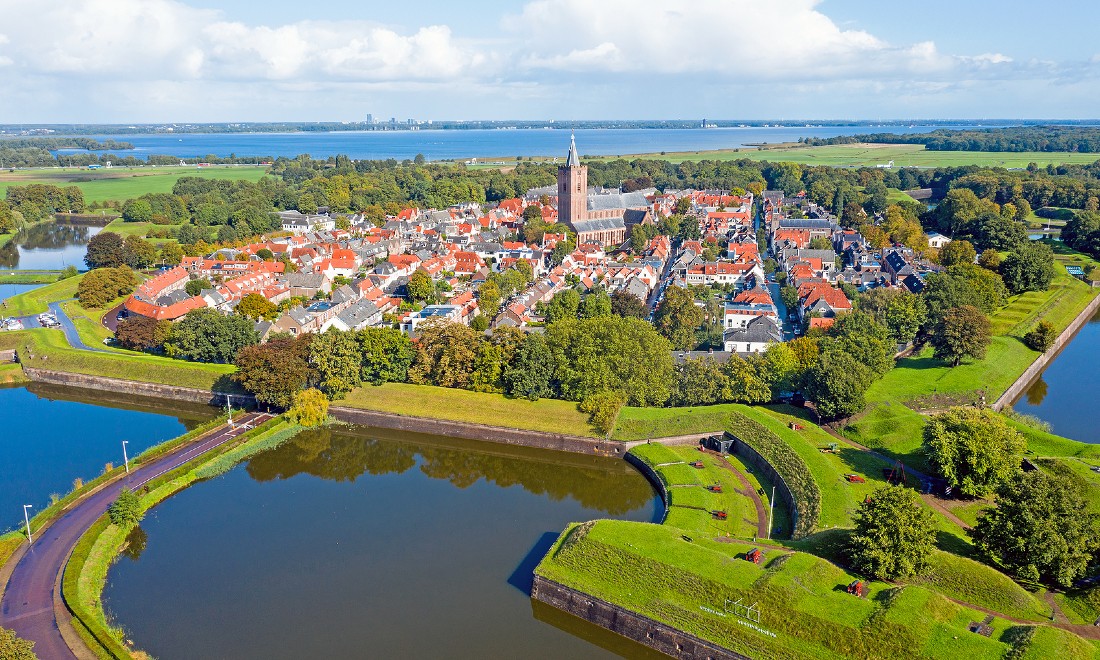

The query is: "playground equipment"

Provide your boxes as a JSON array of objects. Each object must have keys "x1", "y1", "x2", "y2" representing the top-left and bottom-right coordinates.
[
  {"x1": 820, "y1": 442, "x2": 838, "y2": 454},
  {"x1": 745, "y1": 548, "x2": 763, "y2": 564},
  {"x1": 847, "y1": 580, "x2": 868, "y2": 598},
  {"x1": 883, "y1": 460, "x2": 907, "y2": 486}
]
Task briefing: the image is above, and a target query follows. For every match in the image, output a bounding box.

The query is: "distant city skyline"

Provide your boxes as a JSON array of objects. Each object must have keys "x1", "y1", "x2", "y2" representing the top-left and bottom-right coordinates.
[{"x1": 2, "y1": 0, "x2": 1098, "y2": 123}]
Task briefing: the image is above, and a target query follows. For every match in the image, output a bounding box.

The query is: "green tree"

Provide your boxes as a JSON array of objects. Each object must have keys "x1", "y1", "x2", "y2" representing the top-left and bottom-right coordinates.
[
  {"x1": 1024, "y1": 320, "x2": 1057, "y2": 353},
  {"x1": 579, "y1": 391, "x2": 626, "y2": 436},
  {"x1": 235, "y1": 293, "x2": 278, "y2": 320},
  {"x1": 286, "y1": 388, "x2": 329, "y2": 427},
  {"x1": 542, "y1": 289, "x2": 581, "y2": 324},
  {"x1": 108, "y1": 488, "x2": 144, "y2": 527},
  {"x1": 503, "y1": 332, "x2": 556, "y2": 400},
  {"x1": 477, "y1": 280, "x2": 501, "y2": 317},
  {"x1": 721, "y1": 355, "x2": 773, "y2": 404},
  {"x1": 185, "y1": 278, "x2": 211, "y2": 297},
  {"x1": 160, "y1": 242, "x2": 185, "y2": 266},
  {"x1": 804, "y1": 351, "x2": 871, "y2": 420},
  {"x1": 821, "y1": 311, "x2": 895, "y2": 378},
  {"x1": 977, "y1": 248, "x2": 1002, "y2": 271},
  {"x1": 123, "y1": 235, "x2": 157, "y2": 269},
  {"x1": 579, "y1": 289, "x2": 612, "y2": 319},
  {"x1": 847, "y1": 485, "x2": 935, "y2": 580},
  {"x1": 973, "y1": 470, "x2": 1100, "y2": 587},
  {"x1": 59, "y1": 265, "x2": 79, "y2": 280},
  {"x1": 121, "y1": 198, "x2": 153, "y2": 223},
  {"x1": 297, "y1": 193, "x2": 319, "y2": 214},
  {"x1": 809, "y1": 235, "x2": 833, "y2": 251},
  {"x1": 931, "y1": 305, "x2": 991, "y2": 366},
  {"x1": 309, "y1": 329, "x2": 363, "y2": 399},
  {"x1": 672, "y1": 357, "x2": 728, "y2": 406},
  {"x1": 610, "y1": 290, "x2": 648, "y2": 319},
  {"x1": 358, "y1": 327, "x2": 415, "y2": 385},
  {"x1": 84, "y1": 231, "x2": 127, "y2": 268},
  {"x1": 547, "y1": 316, "x2": 674, "y2": 406},
  {"x1": 406, "y1": 319, "x2": 481, "y2": 389},
  {"x1": 233, "y1": 337, "x2": 313, "y2": 409},
  {"x1": 0, "y1": 626, "x2": 36, "y2": 660},
  {"x1": 779, "y1": 285, "x2": 799, "y2": 311},
  {"x1": 938, "y1": 239, "x2": 976, "y2": 267},
  {"x1": 115, "y1": 316, "x2": 171, "y2": 352},
  {"x1": 1000, "y1": 241, "x2": 1057, "y2": 294},
  {"x1": 76, "y1": 266, "x2": 137, "y2": 308},
  {"x1": 407, "y1": 269, "x2": 434, "y2": 302},
  {"x1": 923, "y1": 407, "x2": 1026, "y2": 498},
  {"x1": 653, "y1": 285, "x2": 704, "y2": 350},
  {"x1": 163, "y1": 307, "x2": 259, "y2": 363}
]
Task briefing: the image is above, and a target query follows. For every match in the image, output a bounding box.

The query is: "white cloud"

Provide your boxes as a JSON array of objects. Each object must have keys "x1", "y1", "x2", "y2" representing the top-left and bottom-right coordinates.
[{"x1": 0, "y1": 0, "x2": 1081, "y2": 121}]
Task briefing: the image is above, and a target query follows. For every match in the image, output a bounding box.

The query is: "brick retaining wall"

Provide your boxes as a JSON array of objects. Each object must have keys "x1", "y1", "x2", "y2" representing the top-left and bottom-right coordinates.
[
  {"x1": 328, "y1": 405, "x2": 626, "y2": 456},
  {"x1": 993, "y1": 292, "x2": 1100, "y2": 411},
  {"x1": 21, "y1": 367, "x2": 253, "y2": 407},
  {"x1": 531, "y1": 576, "x2": 749, "y2": 660}
]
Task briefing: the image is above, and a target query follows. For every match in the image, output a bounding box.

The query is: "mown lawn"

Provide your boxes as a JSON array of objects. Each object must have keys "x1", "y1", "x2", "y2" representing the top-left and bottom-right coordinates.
[
  {"x1": 0, "y1": 166, "x2": 270, "y2": 203},
  {"x1": 338, "y1": 382, "x2": 597, "y2": 437},
  {"x1": 0, "y1": 329, "x2": 233, "y2": 390},
  {"x1": 3, "y1": 273, "x2": 83, "y2": 315},
  {"x1": 535, "y1": 520, "x2": 1065, "y2": 660},
  {"x1": 843, "y1": 264, "x2": 1099, "y2": 468}
]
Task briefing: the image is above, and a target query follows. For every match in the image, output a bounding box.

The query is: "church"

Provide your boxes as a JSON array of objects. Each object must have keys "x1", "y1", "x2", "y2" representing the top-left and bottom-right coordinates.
[{"x1": 556, "y1": 134, "x2": 652, "y2": 247}]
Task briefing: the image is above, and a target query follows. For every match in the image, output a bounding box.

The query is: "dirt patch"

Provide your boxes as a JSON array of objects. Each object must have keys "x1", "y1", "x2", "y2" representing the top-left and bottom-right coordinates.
[{"x1": 905, "y1": 389, "x2": 988, "y2": 412}]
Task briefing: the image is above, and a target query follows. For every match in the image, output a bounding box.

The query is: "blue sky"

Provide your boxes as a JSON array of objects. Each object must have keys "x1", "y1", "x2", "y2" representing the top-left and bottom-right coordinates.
[{"x1": 1, "y1": 0, "x2": 1097, "y2": 123}]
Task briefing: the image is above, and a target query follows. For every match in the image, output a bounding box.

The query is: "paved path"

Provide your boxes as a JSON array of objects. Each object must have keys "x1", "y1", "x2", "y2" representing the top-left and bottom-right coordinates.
[
  {"x1": 700, "y1": 448, "x2": 769, "y2": 538},
  {"x1": 0, "y1": 412, "x2": 272, "y2": 659},
  {"x1": 48, "y1": 301, "x2": 106, "y2": 352}
]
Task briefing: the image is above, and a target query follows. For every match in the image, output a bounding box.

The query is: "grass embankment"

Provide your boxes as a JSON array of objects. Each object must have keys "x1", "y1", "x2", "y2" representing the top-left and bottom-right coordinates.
[
  {"x1": 0, "y1": 271, "x2": 64, "y2": 284},
  {"x1": 2, "y1": 273, "x2": 83, "y2": 315},
  {"x1": 843, "y1": 261, "x2": 1100, "y2": 472},
  {"x1": 0, "y1": 329, "x2": 234, "y2": 391},
  {"x1": 64, "y1": 417, "x2": 300, "y2": 659},
  {"x1": 0, "y1": 362, "x2": 28, "y2": 385},
  {"x1": 536, "y1": 520, "x2": 1063, "y2": 660},
  {"x1": 0, "y1": 166, "x2": 270, "y2": 203},
  {"x1": 339, "y1": 382, "x2": 598, "y2": 437}
]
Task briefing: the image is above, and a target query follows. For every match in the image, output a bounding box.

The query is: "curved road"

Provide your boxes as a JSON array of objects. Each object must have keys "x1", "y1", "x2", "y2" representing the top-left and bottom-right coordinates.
[{"x1": 0, "y1": 412, "x2": 272, "y2": 659}]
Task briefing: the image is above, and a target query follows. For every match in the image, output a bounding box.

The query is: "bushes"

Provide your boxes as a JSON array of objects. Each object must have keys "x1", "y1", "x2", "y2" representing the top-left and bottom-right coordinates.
[
  {"x1": 285, "y1": 388, "x2": 328, "y2": 427},
  {"x1": 580, "y1": 391, "x2": 627, "y2": 436},
  {"x1": 1024, "y1": 320, "x2": 1058, "y2": 352},
  {"x1": 726, "y1": 410, "x2": 820, "y2": 538},
  {"x1": 76, "y1": 266, "x2": 137, "y2": 308},
  {"x1": 106, "y1": 488, "x2": 143, "y2": 527}
]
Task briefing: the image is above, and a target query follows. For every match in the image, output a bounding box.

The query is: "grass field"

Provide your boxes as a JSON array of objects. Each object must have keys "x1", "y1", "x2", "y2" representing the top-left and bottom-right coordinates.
[
  {"x1": 0, "y1": 165, "x2": 269, "y2": 203},
  {"x1": 338, "y1": 382, "x2": 598, "y2": 437},
  {"x1": 842, "y1": 261, "x2": 1100, "y2": 470},
  {"x1": 2, "y1": 273, "x2": 83, "y2": 315},
  {"x1": 0, "y1": 329, "x2": 233, "y2": 391},
  {"x1": 535, "y1": 520, "x2": 1065, "y2": 660}
]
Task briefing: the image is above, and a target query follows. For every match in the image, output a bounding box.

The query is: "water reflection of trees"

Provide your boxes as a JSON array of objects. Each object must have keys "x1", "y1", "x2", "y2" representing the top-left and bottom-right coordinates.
[
  {"x1": 245, "y1": 428, "x2": 656, "y2": 515},
  {"x1": 1025, "y1": 378, "x2": 1048, "y2": 406},
  {"x1": 0, "y1": 222, "x2": 93, "y2": 268}
]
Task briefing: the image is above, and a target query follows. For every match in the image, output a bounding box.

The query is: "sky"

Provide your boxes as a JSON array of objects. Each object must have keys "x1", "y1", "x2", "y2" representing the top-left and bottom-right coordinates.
[{"x1": 1, "y1": 0, "x2": 1098, "y2": 123}]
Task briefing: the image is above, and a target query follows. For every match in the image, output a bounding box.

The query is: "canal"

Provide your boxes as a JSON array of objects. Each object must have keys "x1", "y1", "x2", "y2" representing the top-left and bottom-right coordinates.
[
  {"x1": 0, "y1": 222, "x2": 100, "y2": 270},
  {"x1": 102, "y1": 425, "x2": 663, "y2": 659},
  {"x1": 1011, "y1": 308, "x2": 1100, "y2": 443},
  {"x1": 0, "y1": 384, "x2": 216, "y2": 530}
]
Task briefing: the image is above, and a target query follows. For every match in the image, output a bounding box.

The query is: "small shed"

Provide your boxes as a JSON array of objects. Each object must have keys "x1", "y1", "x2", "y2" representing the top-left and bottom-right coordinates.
[
  {"x1": 701, "y1": 433, "x2": 735, "y2": 454},
  {"x1": 0, "y1": 349, "x2": 16, "y2": 363}
]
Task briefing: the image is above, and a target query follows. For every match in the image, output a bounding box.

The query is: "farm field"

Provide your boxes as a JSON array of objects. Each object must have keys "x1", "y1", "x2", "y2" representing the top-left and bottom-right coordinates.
[{"x1": 0, "y1": 165, "x2": 269, "y2": 203}]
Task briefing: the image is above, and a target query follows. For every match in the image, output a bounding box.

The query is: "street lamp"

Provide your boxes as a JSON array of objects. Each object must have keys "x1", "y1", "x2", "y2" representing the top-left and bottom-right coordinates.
[
  {"x1": 122, "y1": 440, "x2": 130, "y2": 474},
  {"x1": 23, "y1": 505, "x2": 33, "y2": 543}
]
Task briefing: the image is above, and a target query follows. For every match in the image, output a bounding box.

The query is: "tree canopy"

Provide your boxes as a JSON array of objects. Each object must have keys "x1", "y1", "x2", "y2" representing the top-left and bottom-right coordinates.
[
  {"x1": 847, "y1": 485, "x2": 936, "y2": 580},
  {"x1": 923, "y1": 407, "x2": 1026, "y2": 498}
]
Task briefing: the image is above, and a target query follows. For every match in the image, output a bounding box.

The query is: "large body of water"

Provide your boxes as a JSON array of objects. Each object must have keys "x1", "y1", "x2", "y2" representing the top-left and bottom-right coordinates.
[
  {"x1": 103, "y1": 425, "x2": 662, "y2": 659},
  {"x1": 53, "y1": 125, "x2": 991, "y2": 162},
  {"x1": 1011, "y1": 309, "x2": 1100, "y2": 442},
  {"x1": 0, "y1": 222, "x2": 99, "y2": 270},
  {"x1": 0, "y1": 385, "x2": 214, "y2": 529}
]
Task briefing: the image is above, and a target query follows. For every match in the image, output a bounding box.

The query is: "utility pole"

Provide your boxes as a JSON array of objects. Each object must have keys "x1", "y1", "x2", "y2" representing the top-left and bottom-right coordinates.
[
  {"x1": 767, "y1": 486, "x2": 775, "y2": 540},
  {"x1": 23, "y1": 505, "x2": 33, "y2": 543},
  {"x1": 226, "y1": 394, "x2": 234, "y2": 429},
  {"x1": 122, "y1": 440, "x2": 130, "y2": 474}
]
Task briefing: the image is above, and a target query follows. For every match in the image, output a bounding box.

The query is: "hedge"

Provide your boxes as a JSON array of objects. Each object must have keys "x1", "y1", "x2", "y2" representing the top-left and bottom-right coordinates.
[{"x1": 726, "y1": 410, "x2": 821, "y2": 538}]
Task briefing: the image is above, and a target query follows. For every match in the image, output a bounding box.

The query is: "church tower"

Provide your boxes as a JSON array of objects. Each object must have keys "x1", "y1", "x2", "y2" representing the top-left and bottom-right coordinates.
[{"x1": 557, "y1": 133, "x2": 587, "y2": 227}]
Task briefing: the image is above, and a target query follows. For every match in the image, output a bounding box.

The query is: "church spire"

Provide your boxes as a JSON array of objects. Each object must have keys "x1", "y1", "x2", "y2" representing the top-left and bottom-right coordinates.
[{"x1": 566, "y1": 131, "x2": 580, "y2": 167}]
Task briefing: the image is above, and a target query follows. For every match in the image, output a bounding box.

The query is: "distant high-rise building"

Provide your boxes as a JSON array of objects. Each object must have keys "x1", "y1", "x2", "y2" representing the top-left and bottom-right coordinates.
[{"x1": 365, "y1": 114, "x2": 374, "y2": 124}]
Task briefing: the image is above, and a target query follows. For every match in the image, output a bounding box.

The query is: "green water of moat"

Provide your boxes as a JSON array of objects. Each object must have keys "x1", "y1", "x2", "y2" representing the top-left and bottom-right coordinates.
[{"x1": 102, "y1": 425, "x2": 665, "y2": 659}]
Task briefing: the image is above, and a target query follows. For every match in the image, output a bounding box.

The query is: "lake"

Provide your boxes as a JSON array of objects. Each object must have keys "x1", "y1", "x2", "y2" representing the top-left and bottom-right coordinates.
[
  {"x1": 0, "y1": 384, "x2": 215, "y2": 530},
  {"x1": 0, "y1": 283, "x2": 43, "y2": 301},
  {"x1": 54, "y1": 125, "x2": 987, "y2": 162},
  {"x1": 102, "y1": 425, "x2": 663, "y2": 659},
  {"x1": 1011, "y1": 309, "x2": 1100, "y2": 443},
  {"x1": 0, "y1": 222, "x2": 99, "y2": 270}
]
